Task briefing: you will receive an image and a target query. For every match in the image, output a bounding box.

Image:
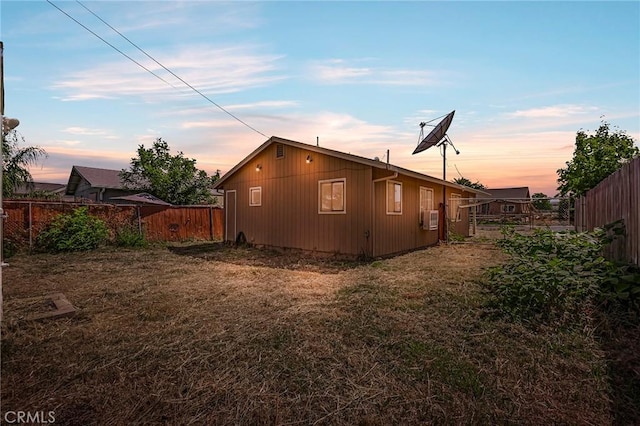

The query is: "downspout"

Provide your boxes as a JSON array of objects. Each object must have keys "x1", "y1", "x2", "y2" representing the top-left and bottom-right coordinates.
[
  {"x1": 371, "y1": 171, "x2": 398, "y2": 257},
  {"x1": 99, "y1": 187, "x2": 106, "y2": 203}
]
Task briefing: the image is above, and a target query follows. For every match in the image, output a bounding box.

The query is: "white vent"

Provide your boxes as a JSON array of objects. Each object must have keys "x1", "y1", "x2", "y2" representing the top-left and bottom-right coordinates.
[{"x1": 429, "y1": 210, "x2": 439, "y2": 230}]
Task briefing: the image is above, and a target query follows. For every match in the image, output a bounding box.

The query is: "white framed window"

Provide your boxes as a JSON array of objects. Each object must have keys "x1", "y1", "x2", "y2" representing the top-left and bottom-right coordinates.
[
  {"x1": 249, "y1": 187, "x2": 262, "y2": 206},
  {"x1": 386, "y1": 181, "x2": 402, "y2": 215},
  {"x1": 318, "y1": 178, "x2": 346, "y2": 214},
  {"x1": 429, "y1": 210, "x2": 439, "y2": 231},
  {"x1": 501, "y1": 204, "x2": 516, "y2": 213},
  {"x1": 449, "y1": 193, "x2": 462, "y2": 221},
  {"x1": 419, "y1": 186, "x2": 434, "y2": 229}
]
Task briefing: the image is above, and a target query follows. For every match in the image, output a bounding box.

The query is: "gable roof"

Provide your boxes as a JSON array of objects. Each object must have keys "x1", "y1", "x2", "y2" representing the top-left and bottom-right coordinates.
[
  {"x1": 110, "y1": 192, "x2": 171, "y2": 206},
  {"x1": 14, "y1": 182, "x2": 67, "y2": 195},
  {"x1": 214, "y1": 136, "x2": 489, "y2": 195},
  {"x1": 479, "y1": 187, "x2": 531, "y2": 200},
  {"x1": 66, "y1": 165, "x2": 126, "y2": 195}
]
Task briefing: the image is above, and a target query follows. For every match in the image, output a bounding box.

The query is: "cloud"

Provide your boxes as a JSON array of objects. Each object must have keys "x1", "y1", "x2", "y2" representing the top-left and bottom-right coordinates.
[
  {"x1": 223, "y1": 100, "x2": 300, "y2": 111},
  {"x1": 52, "y1": 45, "x2": 287, "y2": 102},
  {"x1": 309, "y1": 59, "x2": 438, "y2": 86},
  {"x1": 507, "y1": 104, "x2": 598, "y2": 119},
  {"x1": 63, "y1": 127, "x2": 111, "y2": 136}
]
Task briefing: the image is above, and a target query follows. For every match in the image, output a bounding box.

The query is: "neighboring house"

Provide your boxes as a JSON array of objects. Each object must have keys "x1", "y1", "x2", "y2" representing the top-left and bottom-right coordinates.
[
  {"x1": 109, "y1": 192, "x2": 172, "y2": 206},
  {"x1": 476, "y1": 187, "x2": 531, "y2": 215},
  {"x1": 211, "y1": 189, "x2": 224, "y2": 207},
  {"x1": 65, "y1": 165, "x2": 139, "y2": 203},
  {"x1": 213, "y1": 136, "x2": 485, "y2": 258},
  {"x1": 13, "y1": 182, "x2": 70, "y2": 200}
]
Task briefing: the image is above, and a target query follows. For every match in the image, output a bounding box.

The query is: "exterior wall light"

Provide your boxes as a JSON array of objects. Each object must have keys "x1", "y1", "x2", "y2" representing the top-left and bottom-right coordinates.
[
  {"x1": 306, "y1": 155, "x2": 313, "y2": 163},
  {"x1": 255, "y1": 164, "x2": 262, "y2": 172}
]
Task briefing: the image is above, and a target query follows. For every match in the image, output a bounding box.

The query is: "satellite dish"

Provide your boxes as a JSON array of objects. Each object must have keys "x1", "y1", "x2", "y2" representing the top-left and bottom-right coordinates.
[{"x1": 413, "y1": 110, "x2": 455, "y2": 155}]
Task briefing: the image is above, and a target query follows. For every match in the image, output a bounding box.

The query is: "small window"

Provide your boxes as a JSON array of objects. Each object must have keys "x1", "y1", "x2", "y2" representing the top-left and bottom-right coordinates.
[
  {"x1": 318, "y1": 178, "x2": 346, "y2": 214},
  {"x1": 501, "y1": 204, "x2": 515, "y2": 213},
  {"x1": 419, "y1": 187, "x2": 434, "y2": 212},
  {"x1": 249, "y1": 187, "x2": 262, "y2": 206},
  {"x1": 275, "y1": 143, "x2": 285, "y2": 159},
  {"x1": 449, "y1": 193, "x2": 462, "y2": 221},
  {"x1": 386, "y1": 181, "x2": 402, "y2": 215},
  {"x1": 420, "y1": 187, "x2": 435, "y2": 230}
]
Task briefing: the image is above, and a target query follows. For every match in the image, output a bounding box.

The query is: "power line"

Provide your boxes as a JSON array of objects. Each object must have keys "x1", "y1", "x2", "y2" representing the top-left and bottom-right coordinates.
[
  {"x1": 47, "y1": 0, "x2": 267, "y2": 138},
  {"x1": 75, "y1": 0, "x2": 266, "y2": 137},
  {"x1": 45, "y1": 0, "x2": 179, "y2": 91}
]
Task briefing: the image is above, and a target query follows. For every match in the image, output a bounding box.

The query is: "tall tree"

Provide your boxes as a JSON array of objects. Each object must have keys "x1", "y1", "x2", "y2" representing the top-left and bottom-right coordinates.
[
  {"x1": 452, "y1": 177, "x2": 486, "y2": 190},
  {"x1": 120, "y1": 138, "x2": 219, "y2": 205},
  {"x1": 2, "y1": 129, "x2": 47, "y2": 197},
  {"x1": 531, "y1": 193, "x2": 552, "y2": 210},
  {"x1": 557, "y1": 121, "x2": 638, "y2": 196}
]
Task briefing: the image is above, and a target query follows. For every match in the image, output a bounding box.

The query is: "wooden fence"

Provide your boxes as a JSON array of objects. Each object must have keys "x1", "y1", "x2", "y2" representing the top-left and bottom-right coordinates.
[
  {"x1": 575, "y1": 156, "x2": 640, "y2": 265},
  {"x1": 3, "y1": 201, "x2": 224, "y2": 251}
]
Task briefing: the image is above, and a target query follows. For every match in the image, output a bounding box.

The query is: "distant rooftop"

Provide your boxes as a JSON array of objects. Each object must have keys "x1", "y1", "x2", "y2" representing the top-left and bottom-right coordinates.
[{"x1": 66, "y1": 165, "x2": 126, "y2": 195}]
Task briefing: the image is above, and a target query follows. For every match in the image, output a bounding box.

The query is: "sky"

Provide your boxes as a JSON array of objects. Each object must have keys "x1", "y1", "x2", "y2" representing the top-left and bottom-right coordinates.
[{"x1": 1, "y1": 0, "x2": 639, "y2": 197}]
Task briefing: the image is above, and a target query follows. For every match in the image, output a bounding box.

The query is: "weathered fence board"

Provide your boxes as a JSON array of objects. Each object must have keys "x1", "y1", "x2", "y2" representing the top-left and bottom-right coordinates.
[
  {"x1": 575, "y1": 156, "x2": 640, "y2": 265},
  {"x1": 3, "y1": 201, "x2": 224, "y2": 251}
]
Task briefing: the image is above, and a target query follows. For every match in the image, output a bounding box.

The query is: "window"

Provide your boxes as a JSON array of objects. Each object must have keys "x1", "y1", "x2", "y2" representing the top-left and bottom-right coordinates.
[
  {"x1": 249, "y1": 187, "x2": 262, "y2": 206},
  {"x1": 449, "y1": 193, "x2": 462, "y2": 221},
  {"x1": 318, "y1": 178, "x2": 346, "y2": 214},
  {"x1": 275, "y1": 143, "x2": 285, "y2": 159},
  {"x1": 419, "y1": 187, "x2": 435, "y2": 230},
  {"x1": 501, "y1": 204, "x2": 516, "y2": 213},
  {"x1": 386, "y1": 181, "x2": 402, "y2": 215}
]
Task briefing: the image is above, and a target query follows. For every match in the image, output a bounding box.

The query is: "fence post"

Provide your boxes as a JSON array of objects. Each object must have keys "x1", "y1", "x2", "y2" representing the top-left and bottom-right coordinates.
[
  {"x1": 209, "y1": 207, "x2": 214, "y2": 241},
  {"x1": 29, "y1": 202, "x2": 33, "y2": 252}
]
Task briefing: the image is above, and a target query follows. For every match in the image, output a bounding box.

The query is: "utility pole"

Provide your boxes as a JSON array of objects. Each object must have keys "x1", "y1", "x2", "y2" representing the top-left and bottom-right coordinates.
[{"x1": 0, "y1": 41, "x2": 20, "y2": 321}]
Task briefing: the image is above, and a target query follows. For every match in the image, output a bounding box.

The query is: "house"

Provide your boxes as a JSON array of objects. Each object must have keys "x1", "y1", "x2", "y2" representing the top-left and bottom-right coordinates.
[
  {"x1": 210, "y1": 189, "x2": 224, "y2": 207},
  {"x1": 13, "y1": 182, "x2": 69, "y2": 200},
  {"x1": 476, "y1": 187, "x2": 531, "y2": 215},
  {"x1": 65, "y1": 165, "x2": 139, "y2": 203},
  {"x1": 213, "y1": 136, "x2": 485, "y2": 258},
  {"x1": 109, "y1": 192, "x2": 172, "y2": 206}
]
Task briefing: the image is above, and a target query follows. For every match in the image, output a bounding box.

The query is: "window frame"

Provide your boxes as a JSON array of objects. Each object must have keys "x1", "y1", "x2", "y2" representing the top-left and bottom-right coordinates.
[
  {"x1": 318, "y1": 178, "x2": 346, "y2": 214},
  {"x1": 501, "y1": 204, "x2": 516, "y2": 213},
  {"x1": 449, "y1": 193, "x2": 462, "y2": 222},
  {"x1": 386, "y1": 180, "x2": 403, "y2": 215},
  {"x1": 249, "y1": 186, "x2": 262, "y2": 207},
  {"x1": 419, "y1": 186, "x2": 435, "y2": 230}
]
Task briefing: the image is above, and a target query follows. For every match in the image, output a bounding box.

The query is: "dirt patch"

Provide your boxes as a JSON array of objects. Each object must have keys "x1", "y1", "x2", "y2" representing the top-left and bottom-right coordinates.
[
  {"x1": 168, "y1": 241, "x2": 371, "y2": 273},
  {"x1": 1, "y1": 242, "x2": 615, "y2": 425}
]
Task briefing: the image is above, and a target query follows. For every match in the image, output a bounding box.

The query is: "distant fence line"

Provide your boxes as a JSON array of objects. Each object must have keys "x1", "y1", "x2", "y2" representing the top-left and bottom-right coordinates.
[
  {"x1": 575, "y1": 156, "x2": 640, "y2": 266},
  {"x1": 3, "y1": 200, "x2": 224, "y2": 251}
]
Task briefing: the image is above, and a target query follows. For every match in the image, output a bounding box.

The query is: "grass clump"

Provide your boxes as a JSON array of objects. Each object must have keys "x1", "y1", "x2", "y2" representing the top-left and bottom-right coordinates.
[{"x1": 114, "y1": 225, "x2": 148, "y2": 248}]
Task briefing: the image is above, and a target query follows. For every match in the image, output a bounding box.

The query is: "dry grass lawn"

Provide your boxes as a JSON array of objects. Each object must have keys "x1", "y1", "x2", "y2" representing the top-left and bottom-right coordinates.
[{"x1": 1, "y1": 238, "x2": 615, "y2": 425}]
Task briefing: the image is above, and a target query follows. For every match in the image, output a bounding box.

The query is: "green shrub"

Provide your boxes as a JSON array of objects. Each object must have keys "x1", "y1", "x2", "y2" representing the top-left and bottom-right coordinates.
[
  {"x1": 3, "y1": 238, "x2": 18, "y2": 259},
  {"x1": 115, "y1": 225, "x2": 147, "y2": 248},
  {"x1": 37, "y1": 207, "x2": 109, "y2": 252},
  {"x1": 484, "y1": 228, "x2": 617, "y2": 326}
]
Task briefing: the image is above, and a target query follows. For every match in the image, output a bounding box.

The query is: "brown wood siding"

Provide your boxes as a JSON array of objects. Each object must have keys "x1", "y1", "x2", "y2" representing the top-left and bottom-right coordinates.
[
  {"x1": 372, "y1": 176, "x2": 442, "y2": 257},
  {"x1": 449, "y1": 189, "x2": 473, "y2": 237},
  {"x1": 575, "y1": 156, "x2": 640, "y2": 265},
  {"x1": 221, "y1": 144, "x2": 372, "y2": 256}
]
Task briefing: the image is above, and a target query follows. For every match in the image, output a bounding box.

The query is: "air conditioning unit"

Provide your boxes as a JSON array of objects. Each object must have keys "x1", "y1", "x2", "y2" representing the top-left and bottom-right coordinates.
[{"x1": 429, "y1": 210, "x2": 439, "y2": 230}]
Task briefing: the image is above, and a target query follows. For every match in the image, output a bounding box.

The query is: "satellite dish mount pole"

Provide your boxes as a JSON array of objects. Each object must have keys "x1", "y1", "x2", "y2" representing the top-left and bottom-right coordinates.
[
  {"x1": 441, "y1": 141, "x2": 447, "y2": 241},
  {"x1": 411, "y1": 110, "x2": 457, "y2": 243}
]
